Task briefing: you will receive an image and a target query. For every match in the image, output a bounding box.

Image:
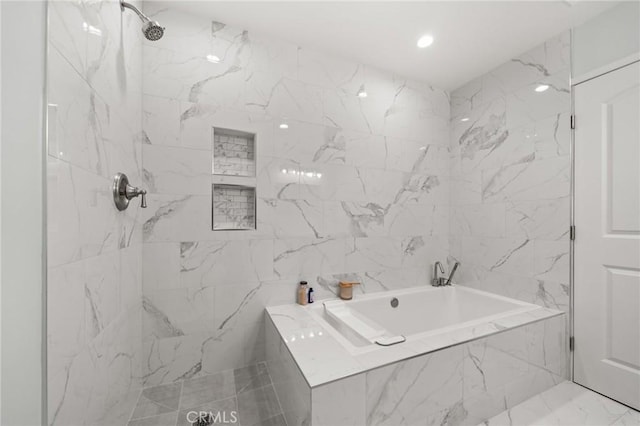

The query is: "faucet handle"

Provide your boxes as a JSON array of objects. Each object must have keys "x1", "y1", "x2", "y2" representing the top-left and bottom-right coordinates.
[
  {"x1": 445, "y1": 262, "x2": 460, "y2": 285},
  {"x1": 113, "y1": 173, "x2": 148, "y2": 211}
]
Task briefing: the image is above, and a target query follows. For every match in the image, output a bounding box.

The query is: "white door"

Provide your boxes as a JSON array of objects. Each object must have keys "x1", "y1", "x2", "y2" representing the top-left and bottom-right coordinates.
[{"x1": 574, "y1": 60, "x2": 640, "y2": 410}]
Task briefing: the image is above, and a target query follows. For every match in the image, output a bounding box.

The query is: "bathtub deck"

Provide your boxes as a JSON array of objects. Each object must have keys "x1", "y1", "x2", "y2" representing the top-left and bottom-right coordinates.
[
  {"x1": 266, "y1": 294, "x2": 563, "y2": 387},
  {"x1": 483, "y1": 381, "x2": 639, "y2": 426}
]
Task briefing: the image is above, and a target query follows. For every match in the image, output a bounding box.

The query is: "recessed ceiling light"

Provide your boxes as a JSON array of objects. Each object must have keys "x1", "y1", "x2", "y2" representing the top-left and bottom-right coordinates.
[
  {"x1": 535, "y1": 84, "x2": 549, "y2": 92},
  {"x1": 206, "y1": 54, "x2": 220, "y2": 63},
  {"x1": 460, "y1": 117, "x2": 470, "y2": 122},
  {"x1": 417, "y1": 34, "x2": 434, "y2": 48},
  {"x1": 279, "y1": 123, "x2": 289, "y2": 129}
]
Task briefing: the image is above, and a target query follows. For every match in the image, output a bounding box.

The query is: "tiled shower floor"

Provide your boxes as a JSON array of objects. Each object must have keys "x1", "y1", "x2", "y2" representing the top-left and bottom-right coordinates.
[
  {"x1": 483, "y1": 381, "x2": 639, "y2": 426},
  {"x1": 127, "y1": 363, "x2": 285, "y2": 426}
]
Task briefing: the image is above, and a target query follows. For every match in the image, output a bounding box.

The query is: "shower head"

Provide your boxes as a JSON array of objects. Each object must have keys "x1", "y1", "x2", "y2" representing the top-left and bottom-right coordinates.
[
  {"x1": 142, "y1": 20, "x2": 164, "y2": 41},
  {"x1": 120, "y1": 0, "x2": 165, "y2": 41}
]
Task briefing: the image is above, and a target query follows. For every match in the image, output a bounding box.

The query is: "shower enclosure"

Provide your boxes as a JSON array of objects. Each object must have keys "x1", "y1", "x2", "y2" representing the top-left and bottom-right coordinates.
[{"x1": 0, "y1": 1, "x2": 638, "y2": 425}]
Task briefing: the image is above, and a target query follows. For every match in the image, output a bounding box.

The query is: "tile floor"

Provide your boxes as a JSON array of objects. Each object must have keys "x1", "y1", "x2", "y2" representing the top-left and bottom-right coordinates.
[
  {"x1": 483, "y1": 381, "x2": 639, "y2": 426},
  {"x1": 129, "y1": 369, "x2": 639, "y2": 426},
  {"x1": 127, "y1": 363, "x2": 286, "y2": 426}
]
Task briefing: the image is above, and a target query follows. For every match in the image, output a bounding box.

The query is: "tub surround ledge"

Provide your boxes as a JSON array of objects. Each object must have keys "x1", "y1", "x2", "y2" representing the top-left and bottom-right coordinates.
[
  {"x1": 266, "y1": 286, "x2": 567, "y2": 426},
  {"x1": 266, "y1": 291, "x2": 564, "y2": 387}
]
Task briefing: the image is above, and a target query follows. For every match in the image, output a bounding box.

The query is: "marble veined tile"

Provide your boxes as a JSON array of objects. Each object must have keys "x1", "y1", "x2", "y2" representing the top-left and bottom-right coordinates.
[
  {"x1": 461, "y1": 236, "x2": 534, "y2": 277},
  {"x1": 143, "y1": 242, "x2": 181, "y2": 291},
  {"x1": 246, "y1": 76, "x2": 323, "y2": 125},
  {"x1": 175, "y1": 397, "x2": 238, "y2": 426},
  {"x1": 128, "y1": 412, "x2": 178, "y2": 426},
  {"x1": 613, "y1": 410, "x2": 640, "y2": 426},
  {"x1": 143, "y1": 286, "x2": 215, "y2": 338},
  {"x1": 259, "y1": 198, "x2": 324, "y2": 239},
  {"x1": 180, "y1": 239, "x2": 274, "y2": 287},
  {"x1": 180, "y1": 370, "x2": 236, "y2": 409},
  {"x1": 533, "y1": 240, "x2": 570, "y2": 283},
  {"x1": 505, "y1": 72, "x2": 570, "y2": 130},
  {"x1": 143, "y1": 44, "x2": 247, "y2": 107},
  {"x1": 48, "y1": 261, "x2": 86, "y2": 378},
  {"x1": 298, "y1": 47, "x2": 364, "y2": 94},
  {"x1": 272, "y1": 121, "x2": 334, "y2": 164},
  {"x1": 234, "y1": 362, "x2": 272, "y2": 395},
  {"x1": 47, "y1": 47, "x2": 111, "y2": 178},
  {"x1": 451, "y1": 204, "x2": 507, "y2": 238},
  {"x1": 143, "y1": 144, "x2": 211, "y2": 195},
  {"x1": 482, "y1": 156, "x2": 570, "y2": 203},
  {"x1": 366, "y1": 346, "x2": 465, "y2": 426},
  {"x1": 273, "y1": 238, "x2": 347, "y2": 280},
  {"x1": 141, "y1": 194, "x2": 212, "y2": 243},
  {"x1": 312, "y1": 374, "x2": 366, "y2": 426},
  {"x1": 482, "y1": 32, "x2": 569, "y2": 102},
  {"x1": 237, "y1": 385, "x2": 282, "y2": 426},
  {"x1": 130, "y1": 382, "x2": 182, "y2": 420},
  {"x1": 505, "y1": 197, "x2": 570, "y2": 241},
  {"x1": 483, "y1": 381, "x2": 634, "y2": 426}
]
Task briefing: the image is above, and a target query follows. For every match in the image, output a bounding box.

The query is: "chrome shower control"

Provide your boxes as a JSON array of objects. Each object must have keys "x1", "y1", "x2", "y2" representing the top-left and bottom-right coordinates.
[{"x1": 113, "y1": 172, "x2": 147, "y2": 211}]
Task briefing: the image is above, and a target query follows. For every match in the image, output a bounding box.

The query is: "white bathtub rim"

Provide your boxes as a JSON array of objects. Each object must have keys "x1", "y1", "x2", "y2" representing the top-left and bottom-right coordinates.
[
  {"x1": 306, "y1": 285, "x2": 541, "y2": 355},
  {"x1": 266, "y1": 286, "x2": 565, "y2": 388}
]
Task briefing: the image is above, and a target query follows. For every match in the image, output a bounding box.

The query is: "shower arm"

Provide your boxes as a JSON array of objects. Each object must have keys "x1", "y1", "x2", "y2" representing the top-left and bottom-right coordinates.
[{"x1": 120, "y1": 0, "x2": 151, "y2": 23}]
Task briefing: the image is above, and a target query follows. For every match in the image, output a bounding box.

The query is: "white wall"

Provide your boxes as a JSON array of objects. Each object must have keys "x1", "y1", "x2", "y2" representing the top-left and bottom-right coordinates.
[
  {"x1": 139, "y1": 4, "x2": 451, "y2": 386},
  {"x1": 0, "y1": 1, "x2": 47, "y2": 424},
  {"x1": 572, "y1": 2, "x2": 640, "y2": 79},
  {"x1": 449, "y1": 32, "x2": 572, "y2": 314},
  {"x1": 46, "y1": 0, "x2": 145, "y2": 424}
]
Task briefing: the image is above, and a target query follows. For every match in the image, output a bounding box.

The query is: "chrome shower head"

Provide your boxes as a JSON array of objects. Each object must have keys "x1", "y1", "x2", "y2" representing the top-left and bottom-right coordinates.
[
  {"x1": 120, "y1": 0, "x2": 165, "y2": 41},
  {"x1": 142, "y1": 20, "x2": 164, "y2": 41}
]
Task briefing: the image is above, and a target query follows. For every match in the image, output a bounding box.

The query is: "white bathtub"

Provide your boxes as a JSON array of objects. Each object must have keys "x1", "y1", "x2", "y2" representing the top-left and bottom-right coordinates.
[
  {"x1": 267, "y1": 285, "x2": 566, "y2": 425},
  {"x1": 307, "y1": 285, "x2": 540, "y2": 354}
]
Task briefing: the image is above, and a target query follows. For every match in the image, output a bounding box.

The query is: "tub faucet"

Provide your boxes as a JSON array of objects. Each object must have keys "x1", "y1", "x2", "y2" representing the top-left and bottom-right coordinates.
[
  {"x1": 432, "y1": 262, "x2": 445, "y2": 286},
  {"x1": 432, "y1": 261, "x2": 460, "y2": 286}
]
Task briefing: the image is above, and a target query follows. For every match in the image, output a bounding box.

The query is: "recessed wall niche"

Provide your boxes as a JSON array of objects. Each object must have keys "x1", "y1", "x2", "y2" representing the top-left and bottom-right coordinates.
[
  {"x1": 212, "y1": 127, "x2": 257, "y2": 231},
  {"x1": 212, "y1": 184, "x2": 256, "y2": 230},
  {"x1": 213, "y1": 127, "x2": 256, "y2": 177}
]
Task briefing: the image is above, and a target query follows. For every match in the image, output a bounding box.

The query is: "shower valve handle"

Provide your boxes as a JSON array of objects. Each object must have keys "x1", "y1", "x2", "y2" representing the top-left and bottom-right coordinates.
[
  {"x1": 126, "y1": 185, "x2": 147, "y2": 208},
  {"x1": 113, "y1": 172, "x2": 147, "y2": 211}
]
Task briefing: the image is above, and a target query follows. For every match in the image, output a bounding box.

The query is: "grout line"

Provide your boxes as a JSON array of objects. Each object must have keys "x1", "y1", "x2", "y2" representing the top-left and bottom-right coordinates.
[
  {"x1": 126, "y1": 388, "x2": 144, "y2": 424},
  {"x1": 129, "y1": 382, "x2": 184, "y2": 423},
  {"x1": 262, "y1": 364, "x2": 287, "y2": 425},
  {"x1": 175, "y1": 380, "x2": 184, "y2": 426}
]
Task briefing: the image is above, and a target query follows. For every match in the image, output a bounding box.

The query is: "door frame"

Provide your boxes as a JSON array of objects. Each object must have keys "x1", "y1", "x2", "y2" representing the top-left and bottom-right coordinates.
[{"x1": 569, "y1": 52, "x2": 640, "y2": 382}]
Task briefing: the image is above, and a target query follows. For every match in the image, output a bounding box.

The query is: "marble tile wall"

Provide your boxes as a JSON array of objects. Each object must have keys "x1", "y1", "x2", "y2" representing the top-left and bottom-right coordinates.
[
  {"x1": 47, "y1": 0, "x2": 144, "y2": 424},
  {"x1": 312, "y1": 314, "x2": 566, "y2": 426},
  {"x1": 449, "y1": 32, "x2": 571, "y2": 315},
  {"x1": 140, "y1": 4, "x2": 451, "y2": 385}
]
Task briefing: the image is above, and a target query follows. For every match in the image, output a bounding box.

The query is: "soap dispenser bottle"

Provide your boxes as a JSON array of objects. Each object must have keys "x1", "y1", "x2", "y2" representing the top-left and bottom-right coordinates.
[{"x1": 298, "y1": 281, "x2": 308, "y2": 305}]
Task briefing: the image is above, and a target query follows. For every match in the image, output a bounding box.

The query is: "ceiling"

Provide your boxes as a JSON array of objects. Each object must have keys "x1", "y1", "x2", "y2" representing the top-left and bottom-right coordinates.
[{"x1": 157, "y1": 1, "x2": 618, "y2": 90}]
